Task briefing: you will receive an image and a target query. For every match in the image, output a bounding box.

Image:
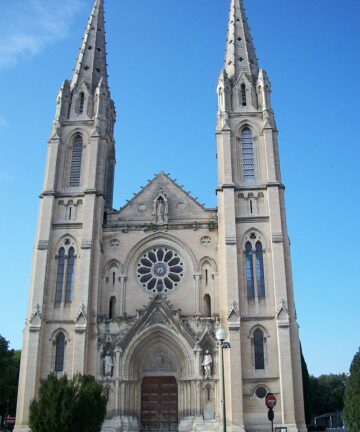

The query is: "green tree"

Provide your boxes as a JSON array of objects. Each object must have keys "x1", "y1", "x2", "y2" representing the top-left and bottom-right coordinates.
[
  {"x1": 309, "y1": 373, "x2": 346, "y2": 418},
  {"x1": 343, "y1": 349, "x2": 360, "y2": 432},
  {"x1": 29, "y1": 373, "x2": 108, "y2": 432},
  {"x1": 301, "y1": 347, "x2": 313, "y2": 425},
  {"x1": 0, "y1": 335, "x2": 21, "y2": 420}
]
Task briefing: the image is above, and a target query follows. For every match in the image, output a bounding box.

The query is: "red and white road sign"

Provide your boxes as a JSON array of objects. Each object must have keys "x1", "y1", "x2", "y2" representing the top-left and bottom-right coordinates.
[{"x1": 265, "y1": 393, "x2": 277, "y2": 409}]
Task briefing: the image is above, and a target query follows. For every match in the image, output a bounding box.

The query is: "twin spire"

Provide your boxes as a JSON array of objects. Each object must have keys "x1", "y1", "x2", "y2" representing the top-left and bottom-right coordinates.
[
  {"x1": 71, "y1": 0, "x2": 108, "y2": 91},
  {"x1": 224, "y1": 0, "x2": 259, "y2": 82},
  {"x1": 71, "y1": 0, "x2": 258, "y2": 90}
]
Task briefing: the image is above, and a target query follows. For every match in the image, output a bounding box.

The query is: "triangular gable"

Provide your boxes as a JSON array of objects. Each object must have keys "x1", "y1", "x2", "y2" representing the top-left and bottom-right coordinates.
[
  {"x1": 227, "y1": 300, "x2": 240, "y2": 330},
  {"x1": 276, "y1": 298, "x2": 290, "y2": 327},
  {"x1": 74, "y1": 303, "x2": 87, "y2": 333},
  {"x1": 119, "y1": 295, "x2": 196, "y2": 351},
  {"x1": 114, "y1": 172, "x2": 215, "y2": 224},
  {"x1": 29, "y1": 303, "x2": 42, "y2": 332}
]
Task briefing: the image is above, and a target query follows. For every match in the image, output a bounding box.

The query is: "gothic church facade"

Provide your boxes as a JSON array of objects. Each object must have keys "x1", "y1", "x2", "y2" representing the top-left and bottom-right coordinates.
[{"x1": 15, "y1": 0, "x2": 306, "y2": 431}]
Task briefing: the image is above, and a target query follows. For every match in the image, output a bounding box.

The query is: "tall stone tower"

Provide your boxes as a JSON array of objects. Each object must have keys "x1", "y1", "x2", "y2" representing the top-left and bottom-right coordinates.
[
  {"x1": 216, "y1": 0, "x2": 306, "y2": 430},
  {"x1": 15, "y1": 1, "x2": 115, "y2": 430},
  {"x1": 15, "y1": 1, "x2": 306, "y2": 431}
]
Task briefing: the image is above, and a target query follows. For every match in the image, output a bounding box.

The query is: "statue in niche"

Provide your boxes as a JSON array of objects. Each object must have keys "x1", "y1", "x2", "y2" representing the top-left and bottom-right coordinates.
[
  {"x1": 103, "y1": 350, "x2": 114, "y2": 377},
  {"x1": 202, "y1": 350, "x2": 213, "y2": 379},
  {"x1": 152, "y1": 189, "x2": 169, "y2": 225},
  {"x1": 157, "y1": 198, "x2": 165, "y2": 224}
]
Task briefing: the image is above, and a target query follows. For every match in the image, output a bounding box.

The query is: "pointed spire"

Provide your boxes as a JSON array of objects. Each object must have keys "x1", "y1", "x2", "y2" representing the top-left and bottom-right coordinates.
[
  {"x1": 71, "y1": 0, "x2": 108, "y2": 91},
  {"x1": 224, "y1": 0, "x2": 259, "y2": 82}
]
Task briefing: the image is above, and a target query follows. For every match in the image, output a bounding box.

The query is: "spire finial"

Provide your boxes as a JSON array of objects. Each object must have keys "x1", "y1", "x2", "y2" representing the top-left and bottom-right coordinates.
[
  {"x1": 224, "y1": 0, "x2": 259, "y2": 82},
  {"x1": 71, "y1": 0, "x2": 108, "y2": 91}
]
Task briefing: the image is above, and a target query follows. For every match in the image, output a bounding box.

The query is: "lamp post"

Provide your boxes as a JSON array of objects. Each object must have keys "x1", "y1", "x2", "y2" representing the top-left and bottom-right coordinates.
[{"x1": 216, "y1": 327, "x2": 228, "y2": 432}]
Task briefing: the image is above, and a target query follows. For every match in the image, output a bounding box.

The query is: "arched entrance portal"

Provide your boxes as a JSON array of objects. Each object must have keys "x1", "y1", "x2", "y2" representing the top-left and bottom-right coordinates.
[{"x1": 141, "y1": 376, "x2": 178, "y2": 431}]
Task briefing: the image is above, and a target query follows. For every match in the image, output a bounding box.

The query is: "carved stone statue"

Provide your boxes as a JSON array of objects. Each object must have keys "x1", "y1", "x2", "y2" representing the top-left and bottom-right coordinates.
[
  {"x1": 156, "y1": 198, "x2": 165, "y2": 224},
  {"x1": 201, "y1": 350, "x2": 212, "y2": 379},
  {"x1": 152, "y1": 189, "x2": 169, "y2": 225},
  {"x1": 104, "y1": 351, "x2": 114, "y2": 377}
]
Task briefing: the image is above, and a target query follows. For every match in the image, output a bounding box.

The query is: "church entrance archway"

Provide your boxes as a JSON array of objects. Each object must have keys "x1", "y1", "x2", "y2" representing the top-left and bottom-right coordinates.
[{"x1": 141, "y1": 376, "x2": 178, "y2": 431}]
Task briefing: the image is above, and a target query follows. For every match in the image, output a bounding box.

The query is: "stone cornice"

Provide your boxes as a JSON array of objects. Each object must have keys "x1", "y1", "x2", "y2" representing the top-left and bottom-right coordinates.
[
  {"x1": 40, "y1": 191, "x2": 86, "y2": 198},
  {"x1": 241, "y1": 315, "x2": 275, "y2": 321},
  {"x1": 236, "y1": 216, "x2": 269, "y2": 223},
  {"x1": 243, "y1": 376, "x2": 279, "y2": 383},
  {"x1": 216, "y1": 183, "x2": 236, "y2": 192},
  {"x1": 52, "y1": 222, "x2": 83, "y2": 229},
  {"x1": 234, "y1": 181, "x2": 285, "y2": 191},
  {"x1": 103, "y1": 222, "x2": 218, "y2": 233}
]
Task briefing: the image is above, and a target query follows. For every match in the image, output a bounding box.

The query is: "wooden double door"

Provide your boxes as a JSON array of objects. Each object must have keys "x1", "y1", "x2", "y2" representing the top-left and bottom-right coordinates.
[{"x1": 141, "y1": 376, "x2": 178, "y2": 431}]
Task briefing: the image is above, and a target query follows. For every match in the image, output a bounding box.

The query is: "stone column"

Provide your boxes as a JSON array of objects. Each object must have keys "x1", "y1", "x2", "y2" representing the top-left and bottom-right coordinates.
[{"x1": 114, "y1": 348, "x2": 121, "y2": 413}]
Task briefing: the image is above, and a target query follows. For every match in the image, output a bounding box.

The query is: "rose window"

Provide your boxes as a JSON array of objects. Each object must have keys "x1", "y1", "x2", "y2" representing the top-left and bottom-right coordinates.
[{"x1": 137, "y1": 247, "x2": 184, "y2": 293}]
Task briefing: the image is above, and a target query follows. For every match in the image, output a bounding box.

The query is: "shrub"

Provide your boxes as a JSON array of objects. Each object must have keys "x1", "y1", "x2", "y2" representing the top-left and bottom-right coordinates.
[{"x1": 29, "y1": 373, "x2": 107, "y2": 432}]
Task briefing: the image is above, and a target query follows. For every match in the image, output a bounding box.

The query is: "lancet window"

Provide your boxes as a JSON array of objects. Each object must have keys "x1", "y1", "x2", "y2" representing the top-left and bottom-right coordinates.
[
  {"x1": 244, "y1": 233, "x2": 266, "y2": 300},
  {"x1": 69, "y1": 134, "x2": 83, "y2": 187},
  {"x1": 55, "y1": 248, "x2": 65, "y2": 303},
  {"x1": 55, "y1": 332, "x2": 65, "y2": 372},
  {"x1": 65, "y1": 248, "x2": 75, "y2": 302},
  {"x1": 245, "y1": 242, "x2": 255, "y2": 299},
  {"x1": 255, "y1": 242, "x2": 265, "y2": 298},
  {"x1": 253, "y1": 328, "x2": 265, "y2": 370},
  {"x1": 55, "y1": 241, "x2": 76, "y2": 304},
  {"x1": 241, "y1": 83, "x2": 247, "y2": 106}
]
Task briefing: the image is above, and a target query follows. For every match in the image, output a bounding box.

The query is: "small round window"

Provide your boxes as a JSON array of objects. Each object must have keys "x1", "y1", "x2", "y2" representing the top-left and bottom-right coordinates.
[
  {"x1": 137, "y1": 247, "x2": 184, "y2": 294},
  {"x1": 255, "y1": 386, "x2": 267, "y2": 399}
]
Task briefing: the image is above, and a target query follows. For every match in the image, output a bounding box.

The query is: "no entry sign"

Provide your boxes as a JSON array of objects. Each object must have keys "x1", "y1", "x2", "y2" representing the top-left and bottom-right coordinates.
[{"x1": 265, "y1": 393, "x2": 277, "y2": 409}]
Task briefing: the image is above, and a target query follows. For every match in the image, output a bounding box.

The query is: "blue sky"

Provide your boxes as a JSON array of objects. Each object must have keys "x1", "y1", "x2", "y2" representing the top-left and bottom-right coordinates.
[{"x1": 0, "y1": 0, "x2": 359, "y2": 377}]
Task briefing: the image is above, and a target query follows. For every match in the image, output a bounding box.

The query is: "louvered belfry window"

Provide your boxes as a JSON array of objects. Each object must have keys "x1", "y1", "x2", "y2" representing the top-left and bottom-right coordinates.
[
  {"x1": 241, "y1": 128, "x2": 255, "y2": 181},
  {"x1": 69, "y1": 135, "x2": 83, "y2": 187},
  {"x1": 79, "y1": 92, "x2": 85, "y2": 114}
]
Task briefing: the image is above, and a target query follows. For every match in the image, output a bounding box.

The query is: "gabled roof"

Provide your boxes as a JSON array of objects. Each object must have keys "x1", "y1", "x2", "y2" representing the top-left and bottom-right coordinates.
[{"x1": 111, "y1": 171, "x2": 216, "y2": 224}]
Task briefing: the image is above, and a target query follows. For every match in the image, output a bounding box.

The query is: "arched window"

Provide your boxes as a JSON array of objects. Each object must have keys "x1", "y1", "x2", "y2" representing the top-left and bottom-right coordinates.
[
  {"x1": 241, "y1": 128, "x2": 255, "y2": 181},
  {"x1": 244, "y1": 233, "x2": 266, "y2": 301},
  {"x1": 65, "y1": 247, "x2": 75, "y2": 303},
  {"x1": 241, "y1": 83, "x2": 247, "y2": 106},
  {"x1": 109, "y1": 296, "x2": 116, "y2": 319},
  {"x1": 55, "y1": 332, "x2": 65, "y2": 372},
  {"x1": 256, "y1": 242, "x2": 265, "y2": 298},
  {"x1": 253, "y1": 328, "x2": 265, "y2": 370},
  {"x1": 203, "y1": 294, "x2": 211, "y2": 317},
  {"x1": 69, "y1": 135, "x2": 83, "y2": 187},
  {"x1": 245, "y1": 242, "x2": 255, "y2": 299},
  {"x1": 55, "y1": 248, "x2": 65, "y2": 303},
  {"x1": 79, "y1": 92, "x2": 85, "y2": 114}
]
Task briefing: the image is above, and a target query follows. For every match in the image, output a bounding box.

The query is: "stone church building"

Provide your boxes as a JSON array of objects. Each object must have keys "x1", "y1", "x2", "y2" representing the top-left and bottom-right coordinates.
[{"x1": 14, "y1": 0, "x2": 306, "y2": 431}]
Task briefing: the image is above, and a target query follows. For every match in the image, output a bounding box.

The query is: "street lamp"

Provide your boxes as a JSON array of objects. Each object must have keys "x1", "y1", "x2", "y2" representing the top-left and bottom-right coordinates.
[{"x1": 216, "y1": 327, "x2": 228, "y2": 432}]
